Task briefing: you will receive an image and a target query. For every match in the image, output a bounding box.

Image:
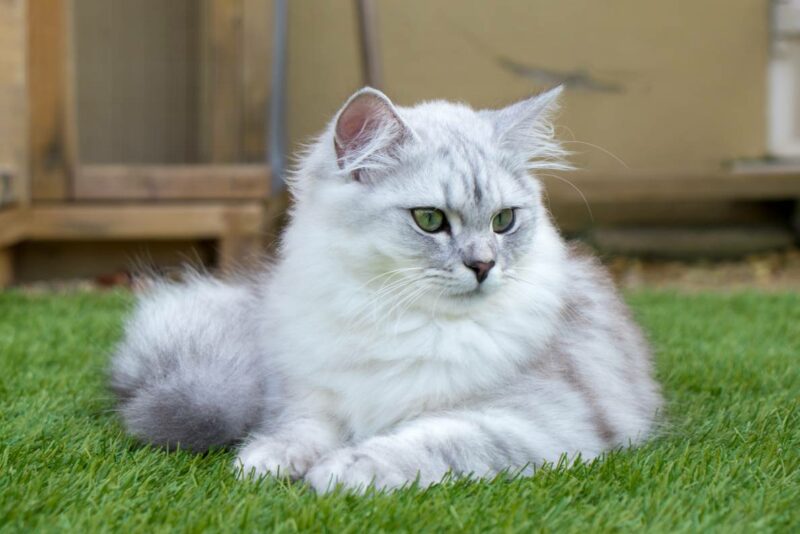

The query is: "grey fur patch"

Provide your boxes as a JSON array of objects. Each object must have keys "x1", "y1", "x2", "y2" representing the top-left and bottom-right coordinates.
[
  {"x1": 475, "y1": 420, "x2": 517, "y2": 469},
  {"x1": 119, "y1": 373, "x2": 262, "y2": 452},
  {"x1": 550, "y1": 302, "x2": 616, "y2": 444},
  {"x1": 438, "y1": 443, "x2": 461, "y2": 472},
  {"x1": 109, "y1": 277, "x2": 268, "y2": 453}
]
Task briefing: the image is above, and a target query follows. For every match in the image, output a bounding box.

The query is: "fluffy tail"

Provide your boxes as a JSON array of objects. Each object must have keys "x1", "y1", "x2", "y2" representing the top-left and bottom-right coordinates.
[{"x1": 109, "y1": 277, "x2": 267, "y2": 452}]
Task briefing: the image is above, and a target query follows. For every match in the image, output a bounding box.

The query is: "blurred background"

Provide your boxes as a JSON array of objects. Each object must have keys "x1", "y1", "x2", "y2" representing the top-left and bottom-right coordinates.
[{"x1": 1, "y1": 0, "x2": 800, "y2": 290}]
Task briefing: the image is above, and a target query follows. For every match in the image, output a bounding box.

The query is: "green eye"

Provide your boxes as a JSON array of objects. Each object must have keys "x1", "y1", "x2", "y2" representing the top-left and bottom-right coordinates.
[
  {"x1": 412, "y1": 208, "x2": 447, "y2": 233},
  {"x1": 492, "y1": 208, "x2": 515, "y2": 233}
]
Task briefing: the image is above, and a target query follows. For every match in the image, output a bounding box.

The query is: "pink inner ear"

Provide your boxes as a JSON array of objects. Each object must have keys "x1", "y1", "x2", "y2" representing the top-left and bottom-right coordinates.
[
  {"x1": 333, "y1": 90, "x2": 409, "y2": 172},
  {"x1": 337, "y1": 99, "x2": 374, "y2": 146},
  {"x1": 335, "y1": 96, "x2": 385, "y2": 153}
]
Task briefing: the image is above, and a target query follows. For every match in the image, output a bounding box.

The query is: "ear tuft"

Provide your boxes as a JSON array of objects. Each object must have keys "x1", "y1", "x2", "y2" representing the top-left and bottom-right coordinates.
[
  {"x1": 333, "y1": 88, "x2": 410, "y2": 177},
  {"x1": 491, "y1": 86, "x2": 571, "y2": 172}
]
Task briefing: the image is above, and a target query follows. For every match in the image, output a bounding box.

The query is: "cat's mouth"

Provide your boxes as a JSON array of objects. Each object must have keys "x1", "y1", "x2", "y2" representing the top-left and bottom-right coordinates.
[{"x1": 448, "y1": 284, "x2": 490, "y2": 299}]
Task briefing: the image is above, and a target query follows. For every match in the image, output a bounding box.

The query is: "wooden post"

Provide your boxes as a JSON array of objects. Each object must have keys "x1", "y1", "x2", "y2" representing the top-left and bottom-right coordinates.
[
  {"x1": 0, "y1": 247, "x2": 12, "y2": 288},
  {"x1": 199, "y1": 0, "x2": 245, "y2": 163},
  {"x1": 0, "y1": 206, "x2": 16, "y2": 287},
  {"x1": 0, "y1": 0, "x2": 29, "y2": 206},
  {"x1": 0, "y1": 168, "x2": 15, "y2": 206},
  {"x1": 217, "y1": 203, "x2": 264, "y2": 273},
  {"x1": 199, "y1": 0, "x2": 271, "y2": 165},
  {"x1": 27, "y1": 0, "x2": 77, "y2": 200},
  {"x1": 242, "y1": 0, "x2": 271, "y2": 162}
]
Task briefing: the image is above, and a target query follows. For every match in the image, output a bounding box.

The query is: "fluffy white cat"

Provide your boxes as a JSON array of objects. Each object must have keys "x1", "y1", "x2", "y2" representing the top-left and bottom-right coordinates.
[{"x1": 110, "y1": 86, "x2": 662, "y2": 492}]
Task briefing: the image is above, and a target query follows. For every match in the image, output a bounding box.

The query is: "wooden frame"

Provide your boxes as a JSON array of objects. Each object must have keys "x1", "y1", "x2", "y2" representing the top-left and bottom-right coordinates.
[
  {"x1": 73, "y1": 164, "x2": 270, "y2": 200},
  {"x1": 0, "y1": 202, "x2": 264, "y2": 286},
  {"x1": 1, "y1": 203, "x2": 263, "y2": 244},
  {"x1": 25, "y1": 203, "x2": 262, "y2": 241},
  {"x1": 0, "y1": 0, "x2": 272, "y2": 288},
  {"x1": 6, "y1": 0, "x2": 800, "y2": 287}
]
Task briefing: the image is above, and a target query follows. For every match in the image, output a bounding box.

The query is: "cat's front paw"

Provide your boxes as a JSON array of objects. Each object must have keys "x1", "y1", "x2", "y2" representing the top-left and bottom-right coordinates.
[
  {"x1": 304, "y1": 447, "x2": 408, "y2": 493},
  {"x1": 234, "y1": 435, "x2": 320, "y2": 480}
]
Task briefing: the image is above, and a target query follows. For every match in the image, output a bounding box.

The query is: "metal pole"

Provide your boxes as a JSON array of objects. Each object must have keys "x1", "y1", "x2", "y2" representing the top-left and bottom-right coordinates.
[
  {"x1": 268, "y1": 0, "x2": 288, "y2": 190},
  {"x1": 356, "y1": 0, "x2": 383, "y2": 89}
]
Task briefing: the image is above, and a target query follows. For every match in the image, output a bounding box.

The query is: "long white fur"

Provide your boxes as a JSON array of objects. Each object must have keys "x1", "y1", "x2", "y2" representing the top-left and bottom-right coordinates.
[{"x1": 110, "y1": 86, "x2": 662, "y2": 493}]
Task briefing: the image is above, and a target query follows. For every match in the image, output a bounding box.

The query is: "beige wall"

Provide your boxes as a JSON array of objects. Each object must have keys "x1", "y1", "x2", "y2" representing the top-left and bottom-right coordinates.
[
  {"x1": 71, "y1": 1, "x2": 769, "y2": 173},
  {"x1": 287, "y1": 0, "x2": 769, "y2": 173}
]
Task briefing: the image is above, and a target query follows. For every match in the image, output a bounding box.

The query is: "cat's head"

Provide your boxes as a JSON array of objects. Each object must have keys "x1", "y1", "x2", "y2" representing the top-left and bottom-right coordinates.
[{"x1": 286, "y1": 87, "x2": 569, "y2": 312}]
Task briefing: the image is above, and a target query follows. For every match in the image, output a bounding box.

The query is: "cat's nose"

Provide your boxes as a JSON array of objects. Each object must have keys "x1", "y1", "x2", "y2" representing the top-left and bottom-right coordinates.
[{"x1": 464, "y1": 260, "x2": 495, "y2": 283}]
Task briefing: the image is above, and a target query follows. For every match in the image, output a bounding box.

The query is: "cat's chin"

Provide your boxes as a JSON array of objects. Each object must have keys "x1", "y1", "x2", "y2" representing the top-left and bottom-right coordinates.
[
  {"x1": 417, "y1": 287, "x2": 508, "y2": 319},
  {"x1": 436, "y1": 284, "x2": 499, "y2": 308},
  {"x1": 449, "y1": 287, "x2": 489, "y2": 299}
]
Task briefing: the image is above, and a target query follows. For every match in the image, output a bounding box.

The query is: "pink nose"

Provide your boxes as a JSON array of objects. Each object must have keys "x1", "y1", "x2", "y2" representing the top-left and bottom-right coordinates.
[{"x1": 465, "y1": 260, "x2": 495, "y2": 283}]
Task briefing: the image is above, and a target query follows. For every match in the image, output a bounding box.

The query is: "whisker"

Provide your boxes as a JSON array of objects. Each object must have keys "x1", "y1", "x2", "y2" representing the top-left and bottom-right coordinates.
[
  {"x1": 363, "y1": 282, "x2": 424, "y2": 339},
  {"x1": 431, "y1": 286, "x2": 448, "y2": 320},
  {"x1": 555, "y1": 124, "x2": 578, "y2": 142},
  {"x1": 384, "y1": 282, "x2": 428, "y2": 321},
  {"x1": 359, "y1": 267, "x2": 424, "y2": 291},
  {"x1": 537, "y1": 172, "x2": 594, "y2": 223},
  {"x1": 561, "y1": 140, "x2": 629, "y2": 169},
  {"x1": 347, "y1": 277, "x2": 420, "y2": 327},
  {"x1": 391, "y1": 284, "x2": 431, "y2": 336},
  {"x1": 506, "y1": 273, "x2": 539, "y2": 288},
  {"x1": 339, "y1": 268, "x2": 424, "y2": 319}
]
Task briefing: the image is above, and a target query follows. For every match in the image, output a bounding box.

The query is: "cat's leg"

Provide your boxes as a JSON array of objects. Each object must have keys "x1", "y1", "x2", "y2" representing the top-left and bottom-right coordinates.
[
  {"x1": 235, "y1": 416, "x2": 342, "y2": 480},
  {"x1": 305, "y1": 407, "x2": 604, "y2": 493}
]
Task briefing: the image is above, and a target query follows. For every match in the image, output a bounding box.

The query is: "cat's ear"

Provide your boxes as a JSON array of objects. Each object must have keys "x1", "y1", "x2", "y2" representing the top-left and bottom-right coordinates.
[
  {"x1": 490, "y1": 86, "x2": 570, "y2": 171},
  {"x1": 333, "y1": 87, "x2": 412, "y2": 177}
]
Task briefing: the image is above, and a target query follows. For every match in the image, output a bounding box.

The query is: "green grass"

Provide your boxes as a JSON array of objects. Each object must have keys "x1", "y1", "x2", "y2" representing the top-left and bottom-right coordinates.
[{"x1": 1, "y1": 291, "x2": 798, "y2": 533}]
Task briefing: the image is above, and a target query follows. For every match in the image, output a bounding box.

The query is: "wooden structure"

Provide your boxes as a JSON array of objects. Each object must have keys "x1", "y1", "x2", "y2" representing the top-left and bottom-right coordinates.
[
  {"x1": 0, "y1": 0, "x2": 272, "y2": 286},
  {"x1": 2, "y1": 0, "x2": 800, "y2": 285}
]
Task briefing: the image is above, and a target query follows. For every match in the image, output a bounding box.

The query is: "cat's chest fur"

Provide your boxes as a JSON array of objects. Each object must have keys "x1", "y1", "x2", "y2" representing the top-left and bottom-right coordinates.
[{"x1": 267, "y1": 288, "x2": 553, "y2": 440}]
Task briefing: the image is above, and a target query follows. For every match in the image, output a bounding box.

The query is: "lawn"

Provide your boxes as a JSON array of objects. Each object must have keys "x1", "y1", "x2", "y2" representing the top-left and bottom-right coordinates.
[{"x1": 1, "y1": 290, "x2": 798, "y2": 532}]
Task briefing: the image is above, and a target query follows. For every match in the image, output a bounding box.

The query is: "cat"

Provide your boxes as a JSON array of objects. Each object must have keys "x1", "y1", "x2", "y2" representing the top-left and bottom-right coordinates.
[{"x1": 110, "y1": 86, "x2": 663, "y2": 492}]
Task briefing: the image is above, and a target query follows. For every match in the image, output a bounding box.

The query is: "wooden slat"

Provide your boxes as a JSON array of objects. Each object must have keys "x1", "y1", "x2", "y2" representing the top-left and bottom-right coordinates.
[
  {"x1": 199, "y1": 0, "x2": 245, "y2": 162},
  {"x1": 241, "y1": 0, "x2": 271, "y2": 162},
  {"x1": 74, "y1": 164, "x2": 270, "y2": 200},
  {"x1": 28, "y1": 0, "x2": 77, "y2": 200},
  {"x1": 26, "y1": 203, "x2": 263, "y2": 240},
  {"x1": 541, "y1": 171, "x2": 800, "y2": 205}
]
